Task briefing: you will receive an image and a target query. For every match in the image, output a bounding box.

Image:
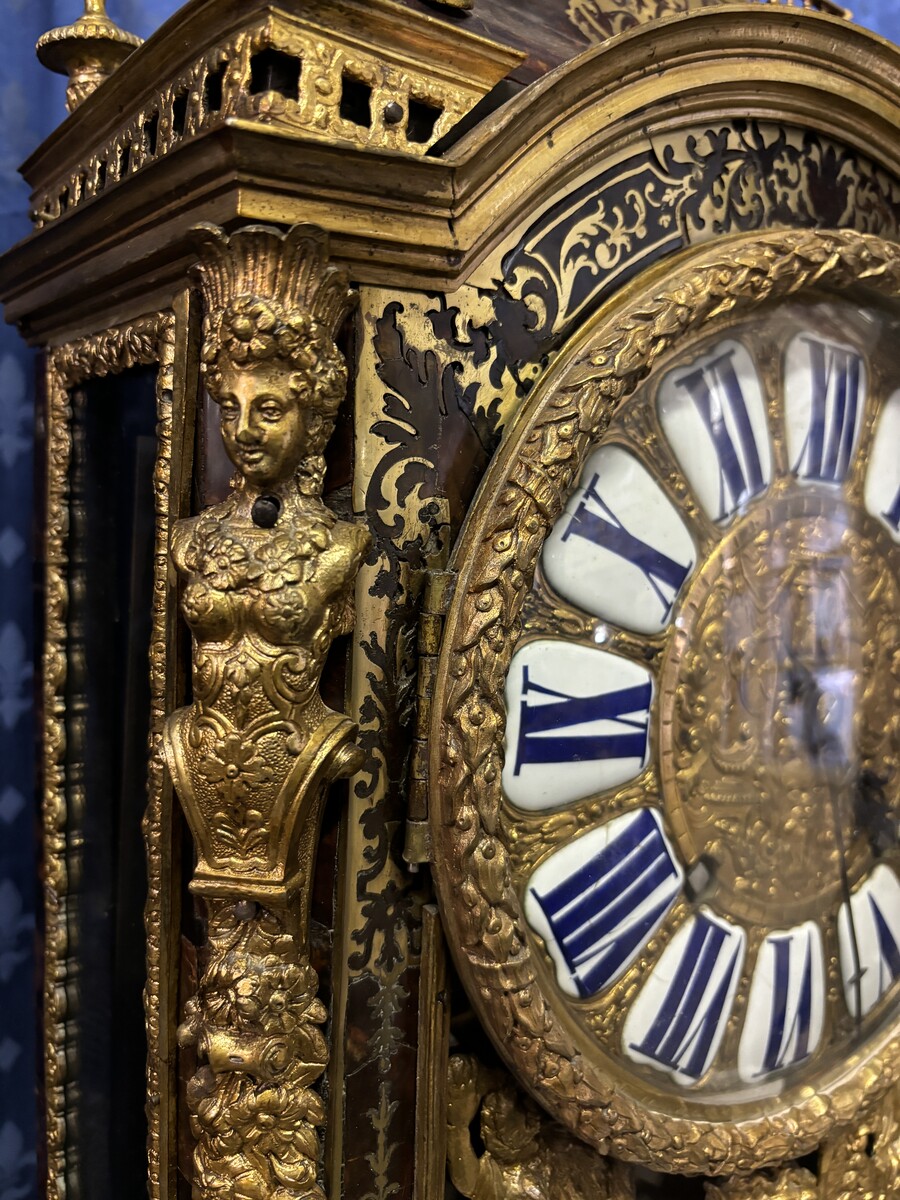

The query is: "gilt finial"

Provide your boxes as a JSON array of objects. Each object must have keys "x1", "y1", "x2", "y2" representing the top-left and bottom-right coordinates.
[{"x1": 37, "y1": 0, "x2": 142, "y2": 114}]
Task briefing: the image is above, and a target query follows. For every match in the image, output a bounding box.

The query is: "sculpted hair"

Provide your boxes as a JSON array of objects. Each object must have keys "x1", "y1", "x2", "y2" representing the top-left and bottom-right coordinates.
[{"x1": 202, "y1": 295, "x2": 348, "y2": 494}]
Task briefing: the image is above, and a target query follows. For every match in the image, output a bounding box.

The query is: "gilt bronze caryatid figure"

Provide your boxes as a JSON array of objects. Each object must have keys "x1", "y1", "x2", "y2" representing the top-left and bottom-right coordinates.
[{"x1": 163, "y1": 223, "x2": 370, "y2": 1200}]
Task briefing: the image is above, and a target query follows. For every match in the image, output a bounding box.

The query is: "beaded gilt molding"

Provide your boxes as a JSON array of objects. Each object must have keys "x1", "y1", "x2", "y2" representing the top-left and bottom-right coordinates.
[{"x1": 42, "y1": 313, "x2": 176, "y2": 1200}]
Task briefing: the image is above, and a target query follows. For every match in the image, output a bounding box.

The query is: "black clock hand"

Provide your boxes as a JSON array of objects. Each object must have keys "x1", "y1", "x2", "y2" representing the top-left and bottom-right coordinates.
[
  {"x1": 786, "y1": 658, "x2": 864, "y2": 1029},
  {"x1": 786, "y1": 649, "x2": 898, "y2": 854},
  {"x1": 854, "y1": 768, "x2": 897, "y2": 858}
]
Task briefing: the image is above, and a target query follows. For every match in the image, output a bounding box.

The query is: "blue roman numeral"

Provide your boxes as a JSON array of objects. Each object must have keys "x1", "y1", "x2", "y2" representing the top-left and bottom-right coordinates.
[
  {"x1": 794, "y1": 338, "x2": 863, "y2": 483},
  {"x1": 676, "y1": 349, "x2": 765, "y2": 520},
  {"x1": 562, "y1": 474, "x2": 691, "y2": 620},
  {"x1": 760, "y1": 934, "x2": 815, "y2": 1074},
  {"x1": 513, "y1": 667, "x2": 651, "y2": 774},
  {"x1": 530, "y1": 810, "x2": 680, "y2": 997},
  {"x1": 882, "y1": 484, "x2": 900, "y2": 532},
  {"x1": 630, "y1": 913, "x2": 742, "y2": 1080},
  {"x1": 870, "y1": 892, "x2": 900, "y2": 999}
]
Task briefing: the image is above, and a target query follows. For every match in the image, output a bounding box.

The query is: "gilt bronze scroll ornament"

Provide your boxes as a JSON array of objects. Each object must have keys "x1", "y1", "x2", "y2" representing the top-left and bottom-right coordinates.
[
  {"x1": 163, "y1": 223, "x2": 370, "y2": 1200},
  {"x1": 446, "y1": 1055, "x2": 634, "y2": 1200}
]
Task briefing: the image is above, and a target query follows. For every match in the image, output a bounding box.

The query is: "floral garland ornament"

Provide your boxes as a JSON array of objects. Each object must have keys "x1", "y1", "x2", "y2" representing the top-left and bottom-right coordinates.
[{"x1": 163, "y1": 222, "x2": 370, "y2": 1200}]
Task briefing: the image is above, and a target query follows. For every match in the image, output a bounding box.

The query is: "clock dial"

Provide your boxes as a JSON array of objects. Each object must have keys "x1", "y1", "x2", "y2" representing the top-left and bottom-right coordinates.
[
  {"x1": 512, "y1": 300, "x2": 900, "y2": 1106},
  {"x1": 430, "y1": 231, "x2": 900, "y2": 1173}
]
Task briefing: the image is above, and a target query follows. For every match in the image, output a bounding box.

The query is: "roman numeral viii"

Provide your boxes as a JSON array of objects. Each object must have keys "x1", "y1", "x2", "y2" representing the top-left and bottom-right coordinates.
[{"x1": 528, "y1": 809, "x2": 682, "y2": 997}]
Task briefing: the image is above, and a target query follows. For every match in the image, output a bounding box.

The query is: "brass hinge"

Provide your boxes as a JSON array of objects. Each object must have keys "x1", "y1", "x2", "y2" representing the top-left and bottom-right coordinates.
[{"x1": 404, "y1": 567, "x2": 457, "y2": 867}]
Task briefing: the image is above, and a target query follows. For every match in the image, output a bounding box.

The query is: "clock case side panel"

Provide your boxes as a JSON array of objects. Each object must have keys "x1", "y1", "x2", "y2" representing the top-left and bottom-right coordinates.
[
  {"x1": 335, "y1": 80, "x2": 900, "y2": 1200},
  {"x1": 14, "y1": 10, "x2": 900, "y2": 1200}
]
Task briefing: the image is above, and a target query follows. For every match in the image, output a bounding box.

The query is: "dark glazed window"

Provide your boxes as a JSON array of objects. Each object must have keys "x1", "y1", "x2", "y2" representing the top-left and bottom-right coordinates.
[
  {"x1": 340, "y1": 74, "x2": 372, "y2": 127},
  {"x1": 407, "y1": 97, "x2": 442, "y2": 143},
  {"x1": 172, "y1": 90, "x2": 188, "y2": 138},
  {"x1": 205, "y1": 63, "x2": 225, "y2": 113},
  {"x1": 143, "y1": 112, "x2": 159, "y2": 157},
  {"x1": 65, "y1": 366, "x2": 157, "y2": 1200}
]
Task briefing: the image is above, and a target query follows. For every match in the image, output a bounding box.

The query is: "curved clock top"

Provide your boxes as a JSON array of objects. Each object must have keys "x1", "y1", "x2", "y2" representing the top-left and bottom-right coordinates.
[{"x1": 429, "y1": 228, "x2": 900, "y2": 1174}]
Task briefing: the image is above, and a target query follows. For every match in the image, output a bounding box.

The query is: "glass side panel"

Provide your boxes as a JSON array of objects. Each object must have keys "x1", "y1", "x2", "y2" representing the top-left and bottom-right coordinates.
[{"x1": 64, "y1": 365, "x2": 158, "y2": 1200}]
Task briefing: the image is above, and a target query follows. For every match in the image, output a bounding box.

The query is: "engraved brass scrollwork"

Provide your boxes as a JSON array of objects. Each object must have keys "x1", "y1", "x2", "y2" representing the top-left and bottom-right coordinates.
[
  {"x1": 163, "y1": 222, "x2": 370, "y2": 1200},
  {"x1": 706, "y1": 1086, "x2": 900, "y2": 1199},
  {"x1": 817, "y1": 1081, "x2": 900, "y2": 1200},
  {"x1": 706, "y1": 1166, "x2": 818, "y2": 1200}
]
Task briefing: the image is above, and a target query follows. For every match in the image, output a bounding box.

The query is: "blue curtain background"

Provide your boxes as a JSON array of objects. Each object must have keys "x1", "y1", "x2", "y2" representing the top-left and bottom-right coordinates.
[
  {"x1": 0, "y1": 7, "x2": 180, "y2": 1198},
  {"x1": 0, "y1": 3, "x2": 899, "y2": 1198}
]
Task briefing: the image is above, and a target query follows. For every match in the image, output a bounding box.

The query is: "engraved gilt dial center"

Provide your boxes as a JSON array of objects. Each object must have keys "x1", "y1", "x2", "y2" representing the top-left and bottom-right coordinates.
[{"x1": 659, "y1": 490, "x2": 897, "y2": 926}]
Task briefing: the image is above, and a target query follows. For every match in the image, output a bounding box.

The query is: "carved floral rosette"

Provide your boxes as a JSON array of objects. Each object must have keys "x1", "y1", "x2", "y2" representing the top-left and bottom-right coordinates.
[{"x1": 428, "y1": 228, "x2": 900, "y2": 1176}]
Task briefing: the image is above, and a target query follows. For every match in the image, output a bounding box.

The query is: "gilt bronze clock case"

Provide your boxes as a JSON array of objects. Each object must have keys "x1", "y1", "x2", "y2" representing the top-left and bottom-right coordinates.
[{"x1": 5, "y1": 2, "x2": 900, "y2": 1198}]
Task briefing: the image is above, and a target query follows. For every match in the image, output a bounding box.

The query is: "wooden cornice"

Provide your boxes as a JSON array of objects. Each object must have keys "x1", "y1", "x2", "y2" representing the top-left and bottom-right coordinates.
[{"x1": 4, "y1": 6, "x2": 900, "y2": 342}]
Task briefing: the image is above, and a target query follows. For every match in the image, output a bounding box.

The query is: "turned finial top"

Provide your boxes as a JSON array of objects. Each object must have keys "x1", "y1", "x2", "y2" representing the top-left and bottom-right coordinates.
[{"x1": 37, "y1": 0, "x2": 142, "y2": 113}]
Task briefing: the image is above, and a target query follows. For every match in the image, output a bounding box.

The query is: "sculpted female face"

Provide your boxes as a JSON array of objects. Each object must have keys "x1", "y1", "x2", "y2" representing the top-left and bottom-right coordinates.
[{"x1": 214, "y1": 362, "x2": 309, "y2": 490}]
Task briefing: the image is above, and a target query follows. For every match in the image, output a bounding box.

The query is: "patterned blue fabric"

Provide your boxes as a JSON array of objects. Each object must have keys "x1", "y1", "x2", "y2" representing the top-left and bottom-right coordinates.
[
  {"x1": 0, "y1": 5, "x2": 898, "y2": 1199},
  {"x1": 0, "y1": 9, "x2": 179, "y2": 1197},
  {"x1": 1, "y1": 12, "x2": 56, "y2": 1197}
]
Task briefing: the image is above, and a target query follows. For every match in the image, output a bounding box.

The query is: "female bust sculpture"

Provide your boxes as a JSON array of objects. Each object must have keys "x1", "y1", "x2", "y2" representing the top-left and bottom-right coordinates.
[
  {"x1": 164, "y1": 223, "x2": 370, "y2": 1200},
  {"x1": 164, "y1": 223, "x2": 369, "y2": 890}
]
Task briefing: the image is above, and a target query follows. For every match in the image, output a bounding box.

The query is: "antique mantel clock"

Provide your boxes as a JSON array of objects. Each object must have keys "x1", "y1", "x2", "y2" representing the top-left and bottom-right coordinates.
[{"x1": 3, "y1": 2, "x2": 900, "y2": 1200}]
